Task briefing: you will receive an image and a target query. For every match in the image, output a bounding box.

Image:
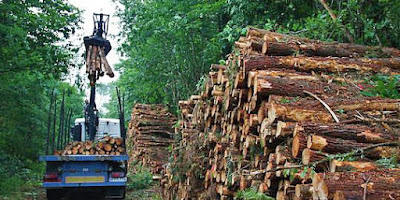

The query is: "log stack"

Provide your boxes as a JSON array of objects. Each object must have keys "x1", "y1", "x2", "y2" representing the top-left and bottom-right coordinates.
[
  {"x1": 127, "y1": 104, "x2": 176, "y2": 175},
  {"x1": 54, "y1": 135, "x2": 125, "y2": 155},
  {"x1": 162, "y1": 27, "x2": 400, "y2": 200}
]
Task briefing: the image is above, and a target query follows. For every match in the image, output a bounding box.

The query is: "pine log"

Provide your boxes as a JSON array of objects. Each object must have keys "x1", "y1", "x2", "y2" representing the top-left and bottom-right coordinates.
[
  {"x1": 300, "y1": 123, "x2": 398, "y2": 143},
  {"x1": 312, "y1": 169, "x2": 400, "y2": 200},
  {"x1": 329, "y1": 160, "x2": 377, "y2": 172},
  {"x1": 307, "y1": 134, "x2": 369, "y2": 154},
  {"x1": 253, "y1": 75, "x2": 355, "y2": 97},
  {"x1": 292, "y1": 130, "x2": 308, "y2": 158},
  {"x1": 266, "y1": 95, "x2": 400, "y2": 112},
  {"x1": 276, "y1": 145, "x2": 291, "y2": 165},
  {"x1": 244, "y1": 56, "x2": 400, "y2": 74},
  {"x1": 295, "y1": 184, "x2": 313, "y2": 199},
  {"x1": 275, "y1": 121, "x2": 297, "y2": 138},
  {"x1": 247, "y1": 28, "x2": 400, "y2": 57},
  {"x1": 301, "y1": 148, "x2": 326, "y2": 165},
  {"x1": 270, "y1": 102, "x2": 333, "y2": 123}
]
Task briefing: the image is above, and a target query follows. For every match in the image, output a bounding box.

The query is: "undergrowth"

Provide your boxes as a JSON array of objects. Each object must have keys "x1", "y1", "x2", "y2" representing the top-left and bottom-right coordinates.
[
  {"x1": 235, "y1": 188, "x2": 275, "y2": 200},
  {"x1": 361, "y1": 75, "x2": 400, "y2": 99},
  {"x1": 0, "y1": 152, "x2": 44, "y2": 200},
  {"x1": 126, "y1": 165, "x2": 162, "y2": 199}
]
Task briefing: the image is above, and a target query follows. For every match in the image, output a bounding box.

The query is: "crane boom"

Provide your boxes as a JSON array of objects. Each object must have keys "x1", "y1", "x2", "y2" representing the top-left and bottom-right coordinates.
[{"x1": 83, "y1": 13, "x2": 114, "y2": 140}]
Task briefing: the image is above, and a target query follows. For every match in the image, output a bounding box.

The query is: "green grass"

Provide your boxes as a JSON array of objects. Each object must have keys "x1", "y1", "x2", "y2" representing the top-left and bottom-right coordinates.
[
  {"x1": 125, "y1": 165, "x2": 162, "y2": 199},
  {"x1": 235, "y1": 188, "x2": 275, "y2": 200},
  {"x1": 0, "y1": 171, "x2": 43, "y2": 200}
]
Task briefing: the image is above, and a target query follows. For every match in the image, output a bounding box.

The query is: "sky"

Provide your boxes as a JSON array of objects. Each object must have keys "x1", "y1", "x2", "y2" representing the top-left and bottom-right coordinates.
[{"x1": 67, "y1": 0, "x2": 124, "y2": 114}]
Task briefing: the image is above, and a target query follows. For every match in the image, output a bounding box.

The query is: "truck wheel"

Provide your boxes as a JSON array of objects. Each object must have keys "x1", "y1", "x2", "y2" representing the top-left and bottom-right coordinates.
[
  {"x1": 46, "y1": 189, "x2": 64, "y2": 200},
  {"x1": 105, "y1": 187, "x2": 125, "y2": 199}
]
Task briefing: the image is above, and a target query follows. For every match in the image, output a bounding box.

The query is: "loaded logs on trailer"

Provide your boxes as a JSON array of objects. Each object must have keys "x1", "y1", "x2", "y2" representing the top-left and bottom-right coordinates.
[
  {"x1": 161, "y1": 27, "x2": 400, "y2": 200},
  {"x1": 127, "y1": 104, "x2": 176, "y2": 175},
  {"x1": 54, "y1": 135, "x2": 125, "y2": 155},
  {"x1": 85, "y1": 44, "x2": 114, "y2": 85}
]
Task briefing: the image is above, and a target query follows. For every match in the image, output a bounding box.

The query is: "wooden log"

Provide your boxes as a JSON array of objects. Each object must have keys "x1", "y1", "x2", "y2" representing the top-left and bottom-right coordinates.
[
  {"x1": 276, "y1": 145, "x2": 291, "y2": 165},
  {"x1": 85, "y1": 45, "x2": 92, "y2": 73},
  {"x1": 301, "y1": 148, "x2": 326, "y2": 165},
  {"x1": 244, "y1": 56, "x2": 400, "y2": 74},
  {"x1": 312, "y1": 169, "x2": 400, "y2": 200},
  {"x1": 266, "y1": 95, "x2": 400, "y2": 113},
  {"x1": 275, "y1": 121, "x2": 297, "y2": 138},
  {"x1": 295, "y1": 184, "x2": 313, "y2": 199},
  {"x1": 292, "y1": 130, "x2": 308, "y2": 158},
  {"x1": 329, "y1": 160, "x2": 377, "y2": 172},
  {"x1": 253, "y1": 75, "x2": 354, "y2": 98},
  {"x1": 264, "y1": 153, "x2": 277, "y2": 180},
  {"x1": 271, "y1": 102, "x2": 333, "y2": 123},
  {"x1": 307, "y1": 134, "x2": 369, "y2": 154},
  {"x1": 246, "y1": 28, "x2": 400, "y2": 57},
  {"x1": 98, "y1": 47, "x2": 114, "y2": 77},
  {"x1": 300, "y1": 123, "x2": 398, "y2": 144}
]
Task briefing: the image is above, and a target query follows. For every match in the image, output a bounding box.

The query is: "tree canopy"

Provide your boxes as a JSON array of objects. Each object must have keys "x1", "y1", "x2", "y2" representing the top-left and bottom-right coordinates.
[
  {"x1": 108, "y1": 0, "x2": 400, "y2": 116},
  {"x1": 0, "y1": 0, "x2": 83, "y2": 197}
]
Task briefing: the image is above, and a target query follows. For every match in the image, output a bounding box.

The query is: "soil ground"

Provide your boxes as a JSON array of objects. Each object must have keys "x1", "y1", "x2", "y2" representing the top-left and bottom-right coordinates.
[{"x1": 11, "y1": 184, "x2": 161, "y2": 200}]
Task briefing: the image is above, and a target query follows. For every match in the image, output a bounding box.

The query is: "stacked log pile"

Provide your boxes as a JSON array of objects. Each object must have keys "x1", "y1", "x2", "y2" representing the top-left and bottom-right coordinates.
[
  {"x1": 54, "y1": 135, "x2": 125, "y2": 155},
  {"x1": 162, "y1": 27, "x2": 400, "y2": 200},
  {"x1": 127, "y1": 104, "x2": 176, "y2": 175}
]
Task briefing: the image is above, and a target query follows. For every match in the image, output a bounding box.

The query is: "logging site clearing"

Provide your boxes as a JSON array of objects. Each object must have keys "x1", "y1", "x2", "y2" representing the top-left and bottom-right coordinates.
[{"x1": 1, "y1": 1, "x2": 400, "y2": 200}]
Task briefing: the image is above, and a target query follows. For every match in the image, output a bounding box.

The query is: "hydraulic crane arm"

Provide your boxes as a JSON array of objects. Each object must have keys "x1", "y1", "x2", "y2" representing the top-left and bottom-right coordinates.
[{"x1": 83, "y1": 13, "x2": 114, "y2": 141}]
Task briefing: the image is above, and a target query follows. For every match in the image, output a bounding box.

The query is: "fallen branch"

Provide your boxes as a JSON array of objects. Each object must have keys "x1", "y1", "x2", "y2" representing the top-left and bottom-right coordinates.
[
  {"x1": 318, "y1": 0, "x2": 354, "y2": 43},
  {"x1": 304, "y1": 90, "x2": 340, "y2": 123}
]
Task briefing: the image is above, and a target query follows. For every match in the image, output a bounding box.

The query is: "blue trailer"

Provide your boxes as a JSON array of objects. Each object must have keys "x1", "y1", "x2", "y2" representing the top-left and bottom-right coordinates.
[{"x1": 40, "y1": 155, "x2": 128, "y2": 199}]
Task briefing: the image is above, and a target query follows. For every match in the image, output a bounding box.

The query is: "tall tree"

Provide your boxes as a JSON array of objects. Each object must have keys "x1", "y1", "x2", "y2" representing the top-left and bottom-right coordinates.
[
  {"x1": 109, "y1": 0, "x2": 400, "y2": 117},
  {"x1": 0, "y1": 1, "x2": 83, "y2": 196}
]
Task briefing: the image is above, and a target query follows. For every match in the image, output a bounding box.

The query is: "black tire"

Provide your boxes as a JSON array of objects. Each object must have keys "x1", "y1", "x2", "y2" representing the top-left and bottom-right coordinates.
[
  {"x1": 46, "y1": 189, "x2": 64, "y2": 200},
  {"x1": 105, "y1": 187, "x2": 125, "y2": 199}
]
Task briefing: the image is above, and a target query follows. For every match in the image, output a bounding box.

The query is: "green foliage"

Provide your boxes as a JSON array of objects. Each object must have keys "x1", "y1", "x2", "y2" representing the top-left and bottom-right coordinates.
[
  {"x1": 0, "y1": 0, "x2": 81, "y2": 75},
  {"x1": 235, "y1": 188, "x2": 275, "y2": 200},
  {"x1": 361, "y1": 75, "x2": 400, "y2": 99},
  {"x1": 375, "y1": 154, "x2": 398, "y2": 168},
  {"x1": 283, "y1": 168, "x2": 298, "y2": 182},
  {"x1": 0, "y1": 1, "x2": 82, "y2": 198},
  {"x1": 110, "y1": 0, "x2": 400, "y2": 112},
  {"x1": 0, "y1": 150, "x2": 44, "y2": 199},
  {"x1": 127, "y1": 166, "x2": 153, "y2": 190},
  {"x1": 280, "y1": 96, "x2": 300, "y2": 104}
]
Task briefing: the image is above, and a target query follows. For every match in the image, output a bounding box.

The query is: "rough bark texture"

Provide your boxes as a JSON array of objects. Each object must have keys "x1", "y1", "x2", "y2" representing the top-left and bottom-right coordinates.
[
  {"x1": 313, "y1": 169, "x2": 400, "y2": 200},
  {"x1": 244, "y1": 56, "x2": 400, "y2": 74},
  {"x1": 127, "y1": 104, "x2": 176, "y2": 175},
  {"x1": 161, "y1": 28, "x2": 400, "y2": 200},
  {"x1": 300, "y1": 123, "x2": 398, "y2": 143},
  {"x1": 307, "y1": 134, "x2": 370, "y2": 153},
  {"x1": 246, "y1": 27, "x2": 400, "y2": 58}
]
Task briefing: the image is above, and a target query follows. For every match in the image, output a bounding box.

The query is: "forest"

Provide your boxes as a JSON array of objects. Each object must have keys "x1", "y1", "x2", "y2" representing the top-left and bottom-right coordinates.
[{"x1": 1, "y1": 0, "x2": 400, "y2": 199}]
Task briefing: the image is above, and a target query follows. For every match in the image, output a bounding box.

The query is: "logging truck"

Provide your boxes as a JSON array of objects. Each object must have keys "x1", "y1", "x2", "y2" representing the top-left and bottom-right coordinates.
[
  {"x1": 39, "y1": 118, "x2": 128, "y2": 200},
  {"x1": 40, "y1": 13, "x2": 128, "y2": 199}
]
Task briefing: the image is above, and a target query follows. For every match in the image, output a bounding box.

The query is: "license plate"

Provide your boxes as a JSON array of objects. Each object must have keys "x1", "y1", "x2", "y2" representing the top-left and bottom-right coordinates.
[
  {"x1": 65, "y1": 176, "x2": 105, "y2": 183},
  {"x1": 109, "y1": 177, "x2": 127, "y2": 182}
]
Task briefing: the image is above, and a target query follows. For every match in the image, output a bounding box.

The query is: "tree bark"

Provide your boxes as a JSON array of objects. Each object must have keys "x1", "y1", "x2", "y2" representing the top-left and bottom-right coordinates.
[
  {"x1": 307, "y1": 134, "x2": 369, "y2": 153},
  {"x1": 312, "y1": 169, "x2": 400, "y2": 200},
  {"x1": 300, "y1": 123, "x2": 398, "y2": 143},
  {"x1": 329, "y1": 160, "x2": 377, "y2": 172},
  {"x1": 244, "y1": 56, "x2": 400, "y2": 74}
]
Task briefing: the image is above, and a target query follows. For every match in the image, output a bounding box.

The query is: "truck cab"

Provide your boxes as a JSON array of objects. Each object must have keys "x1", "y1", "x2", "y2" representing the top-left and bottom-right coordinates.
[
  {"x1": 40, "y1": 118, "x2": 128, "y2": 200},
  {"x1": 73, "y1": 118, "x2": 121, "y2": 141}
]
